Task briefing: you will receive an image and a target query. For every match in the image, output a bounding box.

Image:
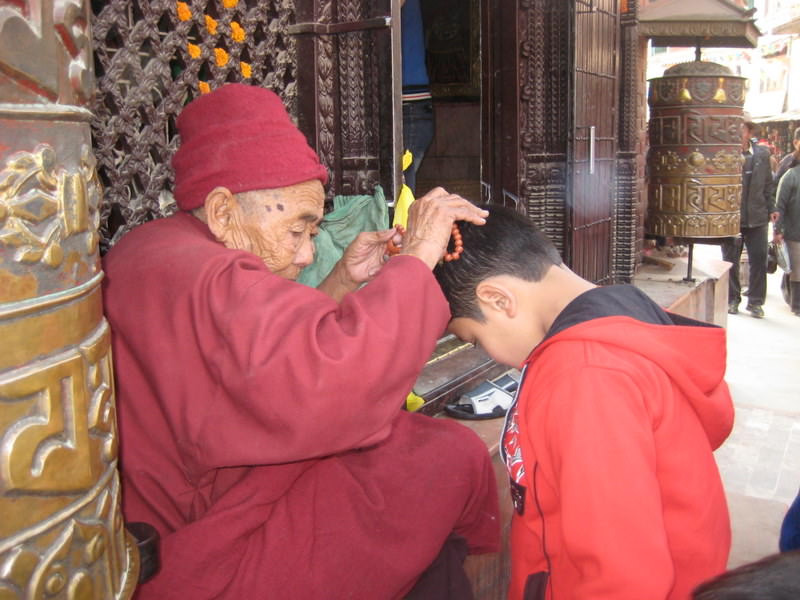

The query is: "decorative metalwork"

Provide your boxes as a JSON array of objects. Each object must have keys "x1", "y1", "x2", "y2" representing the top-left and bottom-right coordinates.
[
  {"x1": 0, "y1": 145, "x2": 100, "y2": 289},
  {"x1": 647, "y1": 61, "x2": 745, "y2": 238},
  {"x1": 90, "y1": 0, "x2": 297, "y2": 249},
  {"x1": 2, "y1": 1, "x2": 137, "y2": 596},
  {"x1": 0, "y1": 0, "x2": 94, "y2": 104}
]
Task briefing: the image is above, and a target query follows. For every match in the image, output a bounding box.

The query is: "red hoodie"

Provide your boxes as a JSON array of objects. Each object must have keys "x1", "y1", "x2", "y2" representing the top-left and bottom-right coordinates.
[{"x1": 504, "y1": 288, "x2": 733, "y2": 600}]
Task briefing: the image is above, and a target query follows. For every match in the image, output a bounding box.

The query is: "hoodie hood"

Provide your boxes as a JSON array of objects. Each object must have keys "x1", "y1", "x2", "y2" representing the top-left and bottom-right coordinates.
[{"x1": 527, "y1": 314, "x2": 733, "y2": 450}]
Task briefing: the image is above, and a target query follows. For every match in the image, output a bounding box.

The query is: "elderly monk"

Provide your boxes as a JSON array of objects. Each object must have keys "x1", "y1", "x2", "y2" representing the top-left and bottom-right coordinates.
[{"x1": 102, "y1": 83, "x2": 499, "y2": 599}]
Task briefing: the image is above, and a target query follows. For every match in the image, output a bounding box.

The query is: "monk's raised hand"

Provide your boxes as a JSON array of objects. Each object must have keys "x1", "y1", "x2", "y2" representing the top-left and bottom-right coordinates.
[
  {"x1": 401, "y1": 188, "x2": 488, "y2": 269},
  {"x1": 340, "y1": 228, "x2": 399, "y2": 284}
]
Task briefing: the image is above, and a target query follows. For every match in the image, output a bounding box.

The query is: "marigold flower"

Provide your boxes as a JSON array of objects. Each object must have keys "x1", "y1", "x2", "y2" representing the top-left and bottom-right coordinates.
[
  {"x1": 187, "y1": 43, "x2": 201, "y2": 59},
  {"x1": 205, "y1": 15, "x2": 218, "y2": 35},
  {"x1": 214, "y1": 47, "x2": 229, "y2": 67},
  {"x1": 199, "y1": 81, "x2": 211, "y2": 94},
  {"x1": 231, "y1": 21, "x2": 245, "y2": 43},
  {"x1": 176, "y1": 2, "x2": 191, "y2": 21},
  {"x1": 240, "y1": 61, "x2": 251, "y2": 78},
  {"x1": 222, "y1": 0, "x2": 238, "y2": 7}
]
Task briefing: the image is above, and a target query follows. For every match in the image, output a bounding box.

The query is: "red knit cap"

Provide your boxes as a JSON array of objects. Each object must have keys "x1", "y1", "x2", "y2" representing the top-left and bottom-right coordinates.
[{"x1": 172, "y1": 83, "x2": 329, "y2": 211}]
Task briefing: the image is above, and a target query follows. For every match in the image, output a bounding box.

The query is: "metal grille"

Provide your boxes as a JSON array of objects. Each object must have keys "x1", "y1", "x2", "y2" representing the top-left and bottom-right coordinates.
[{"x1": 91, "y1": 0, "x2": 297, "y2": 250}]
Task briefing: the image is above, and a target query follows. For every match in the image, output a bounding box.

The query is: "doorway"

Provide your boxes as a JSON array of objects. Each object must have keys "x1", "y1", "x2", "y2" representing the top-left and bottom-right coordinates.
[{"x1": 413, "y1": 0, "x2": 482, "y2": 203}]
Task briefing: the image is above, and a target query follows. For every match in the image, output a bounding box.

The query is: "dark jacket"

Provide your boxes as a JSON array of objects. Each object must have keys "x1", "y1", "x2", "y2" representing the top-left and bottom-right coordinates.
[
  {"x1": 776, "y1": 152, "x2": 799, "y2": 183},
  {"x1": 776, "y1": 163, "x2": 800, "y2": 242},
  {"x1": 741, "y1": 142, "x2": 776, "y2": 228}
]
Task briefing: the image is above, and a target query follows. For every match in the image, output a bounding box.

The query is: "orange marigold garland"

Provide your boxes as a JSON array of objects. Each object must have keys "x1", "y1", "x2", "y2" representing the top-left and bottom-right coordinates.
[
  {"x1": 214, "y1": 47, "x2": 229, "y2": 67},
  {"x1": 231, "y1": 22, "x2": 246, "y2": 43},
  {"x1": 176, "y1": 2, "x2": 191, "y2": 21}
]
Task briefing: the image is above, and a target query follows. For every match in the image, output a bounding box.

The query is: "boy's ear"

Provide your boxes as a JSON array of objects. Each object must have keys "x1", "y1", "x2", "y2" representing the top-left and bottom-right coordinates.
[{"x1": 475, "y1": 280, "x2": 517, "y2": 318}]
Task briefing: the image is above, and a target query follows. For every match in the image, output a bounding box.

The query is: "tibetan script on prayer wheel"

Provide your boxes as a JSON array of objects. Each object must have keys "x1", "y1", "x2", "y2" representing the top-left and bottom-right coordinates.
[{"x1": 646, "y1": 61, "x2": 745, "y2": 239}]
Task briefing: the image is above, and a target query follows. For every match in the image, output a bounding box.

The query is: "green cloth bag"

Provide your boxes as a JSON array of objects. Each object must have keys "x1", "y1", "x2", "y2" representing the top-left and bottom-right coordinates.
[{"x1": 297, "y1": 185, "x2": 389, "y2": 288}]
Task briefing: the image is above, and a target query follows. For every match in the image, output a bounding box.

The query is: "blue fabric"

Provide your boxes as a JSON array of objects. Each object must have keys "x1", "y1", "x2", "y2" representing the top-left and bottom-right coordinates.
[
  {"x1": 402, "y1": 98, "x2": 435, "y2": 193},
  {"x1": 780, "y1": 489, "x2": 800, "y2": 552},
  {"x1": 401, "y1": 0, "x2": 429, "y2": 88}
]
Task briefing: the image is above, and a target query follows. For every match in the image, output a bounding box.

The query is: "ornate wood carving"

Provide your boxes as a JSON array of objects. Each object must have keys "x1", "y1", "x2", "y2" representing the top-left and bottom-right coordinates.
[
  {"x1": 517, "y1": 0, "x2": 569, "y2": 255},
  {"x1": 614, "y1": 0, "x2": 639, "y2": 282},
  {"x1": 294, "y1": 0, "x2": 391, "y2": 201},
  {"x1": 91, "y1": 0, "x2": 297, "y2": 248}
]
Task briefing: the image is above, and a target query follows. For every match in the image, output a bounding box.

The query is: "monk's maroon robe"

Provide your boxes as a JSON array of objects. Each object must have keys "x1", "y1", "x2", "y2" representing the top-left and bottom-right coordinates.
[{"x1": 102, "y1": 212, "x2": 500, "y2": 599}]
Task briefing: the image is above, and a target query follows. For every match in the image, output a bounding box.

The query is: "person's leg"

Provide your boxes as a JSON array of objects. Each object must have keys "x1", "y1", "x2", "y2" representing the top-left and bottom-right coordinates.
[
  {"x1": 402, "y1": 98, "x2": 435, "y2": 194},
  {"x1": 252, "y1": 411, "x2": 500, "y2": 599},
  {"x1": 787, "y1": 241, "x2": 800, "y2": 315},
  {"x1": 743, "y1": 225, "x2": 768, "y2": 316},
  {"x1": 721, "y1": 235, "x2": 743, "y2": 313}
]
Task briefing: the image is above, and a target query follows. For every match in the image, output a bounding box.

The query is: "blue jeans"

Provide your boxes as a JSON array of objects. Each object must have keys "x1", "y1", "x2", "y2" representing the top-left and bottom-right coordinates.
[{"x1": 402, "y1": 99, "x2": 435, "y2": 194}]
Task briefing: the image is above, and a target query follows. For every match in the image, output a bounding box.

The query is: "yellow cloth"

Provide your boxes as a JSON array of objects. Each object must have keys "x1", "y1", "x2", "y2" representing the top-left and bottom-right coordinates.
[
  {"x1": 393, "y1": 150, "x2": 415, "y2": 229},
  {"x1": 405, "y1": 391, "x2": 425, "y2": 412},
  {"x1": 395, "y1": 150, "x2": 424, "y2": 413}
]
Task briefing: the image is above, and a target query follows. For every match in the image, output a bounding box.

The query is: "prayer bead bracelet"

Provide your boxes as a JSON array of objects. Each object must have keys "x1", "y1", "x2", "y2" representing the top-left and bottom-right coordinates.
[{"x1": 385, "y1": 224, "x2": 463, "y2": 261}]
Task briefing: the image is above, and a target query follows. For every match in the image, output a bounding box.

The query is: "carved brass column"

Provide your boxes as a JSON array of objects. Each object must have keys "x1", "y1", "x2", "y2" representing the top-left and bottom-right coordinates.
[
  {"x1": 0, "y1": 2, "x2": 139, "y2": 598},
  {"x1": 647, "y1": 61, "x2": 746, "y2": 239}
]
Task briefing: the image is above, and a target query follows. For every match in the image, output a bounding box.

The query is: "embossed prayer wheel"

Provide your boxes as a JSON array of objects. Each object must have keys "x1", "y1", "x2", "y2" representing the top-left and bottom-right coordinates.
[
  {"x1": 647, "y1": 61, "x2": 746, "y2": 238},
  {"x1": 0, "y1": 1, "x2": 139, "y2": 598}
]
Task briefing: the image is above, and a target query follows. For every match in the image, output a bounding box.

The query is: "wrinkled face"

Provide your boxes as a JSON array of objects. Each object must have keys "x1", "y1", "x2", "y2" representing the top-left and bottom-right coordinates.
[{"x1": 229, "y1": 180, "x2": 324, "y2": 280}]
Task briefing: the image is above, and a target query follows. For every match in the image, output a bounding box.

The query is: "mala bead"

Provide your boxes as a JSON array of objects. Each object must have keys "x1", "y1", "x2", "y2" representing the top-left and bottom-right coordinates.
[
  {"x1": 386, "y1": 225, "x2": 405, "y2": 256},
  {"x1": 443, "y1": 224, "x2": 463, "y2": 262},
  {"x1": 386, "y1": 223, "x2": 464, "y2": 261}
]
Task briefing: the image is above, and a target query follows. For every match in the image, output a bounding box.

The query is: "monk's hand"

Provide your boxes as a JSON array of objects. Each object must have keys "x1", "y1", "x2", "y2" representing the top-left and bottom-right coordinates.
[
  {"x1": 340, "y1": 228, "x2": 400, "y2": 285},
  {"x1": 401, "y1": 188, "x2": 488, "y2": 269}
]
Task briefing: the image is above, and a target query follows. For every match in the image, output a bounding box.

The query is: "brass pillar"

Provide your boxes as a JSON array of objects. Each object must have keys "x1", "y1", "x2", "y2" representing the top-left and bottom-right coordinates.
[
  {"x1": 0, "y1": 2, "x2": 138, "y2": 598},
  {"x1": 647, "y1": 61, "x2": 746, "y2": 239}
]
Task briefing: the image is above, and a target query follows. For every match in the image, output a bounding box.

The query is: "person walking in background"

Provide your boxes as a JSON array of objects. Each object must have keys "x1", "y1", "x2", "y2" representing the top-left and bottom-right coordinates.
[
  {"x1": 722, "y1": 117, "x2": 778, "y2": 318},
  {"x1": 401, "y1": 0, "x2": 434, "y2": 194},
  {"x1": 775, "y1": 127, "x2": 800, "y2": 183},
  {"x1": 774, "y1": 137, "x2": 800, "y2": 316}
]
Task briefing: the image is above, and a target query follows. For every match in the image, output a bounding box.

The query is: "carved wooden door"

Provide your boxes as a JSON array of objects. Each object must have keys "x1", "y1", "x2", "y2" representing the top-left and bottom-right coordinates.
[
  {"x1": 0, "y1": 0, "x2": 139, "y2": 597},
  {"x1": 293, "y1": 0, "x2": 402, "y2": 202},
  {"x1": 481, "y1": 1, "x2": 636, "y2": 283},
  {"x1": 568, "y1": 0, "x2": 620, "y2": 284}
]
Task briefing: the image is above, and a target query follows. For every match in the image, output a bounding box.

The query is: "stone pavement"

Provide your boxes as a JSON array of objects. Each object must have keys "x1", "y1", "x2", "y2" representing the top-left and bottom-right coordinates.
[{"x1": 703, "y1": 247, "x2": 800, "y2": 568}]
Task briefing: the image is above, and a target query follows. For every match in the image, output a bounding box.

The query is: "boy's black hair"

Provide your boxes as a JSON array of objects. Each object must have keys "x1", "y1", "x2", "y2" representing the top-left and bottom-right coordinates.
[
  {"x1": 691, "y1": 550, "x2": 800, "y2": 599},
  {"x1": 433, "y1": 204, "x2": 562, "y2": 322}
]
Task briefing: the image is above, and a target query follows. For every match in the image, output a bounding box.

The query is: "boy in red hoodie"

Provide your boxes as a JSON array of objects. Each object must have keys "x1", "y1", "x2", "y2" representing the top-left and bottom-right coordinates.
[{"x1": 434, "y1": 205, "x2": 734, "y2": 600}]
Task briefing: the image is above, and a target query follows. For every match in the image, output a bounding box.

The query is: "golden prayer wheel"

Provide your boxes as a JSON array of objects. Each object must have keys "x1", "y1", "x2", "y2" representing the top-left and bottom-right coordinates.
[
  {"x1": 0, "y1": 1, "x2": 139, "y2": 597},
  {"x1": 646, "y1": 61, "x2": 746, "y2": 238}
]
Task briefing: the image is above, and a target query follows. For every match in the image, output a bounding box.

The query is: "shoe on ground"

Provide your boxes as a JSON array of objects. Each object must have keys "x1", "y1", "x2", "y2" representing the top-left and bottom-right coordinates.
[
  {"x1": 746, "y1": 304, "x2": 764, "y2": 319},
  {"x1": 728, "y1": 302, "x2": 739, "y2": 315}
]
